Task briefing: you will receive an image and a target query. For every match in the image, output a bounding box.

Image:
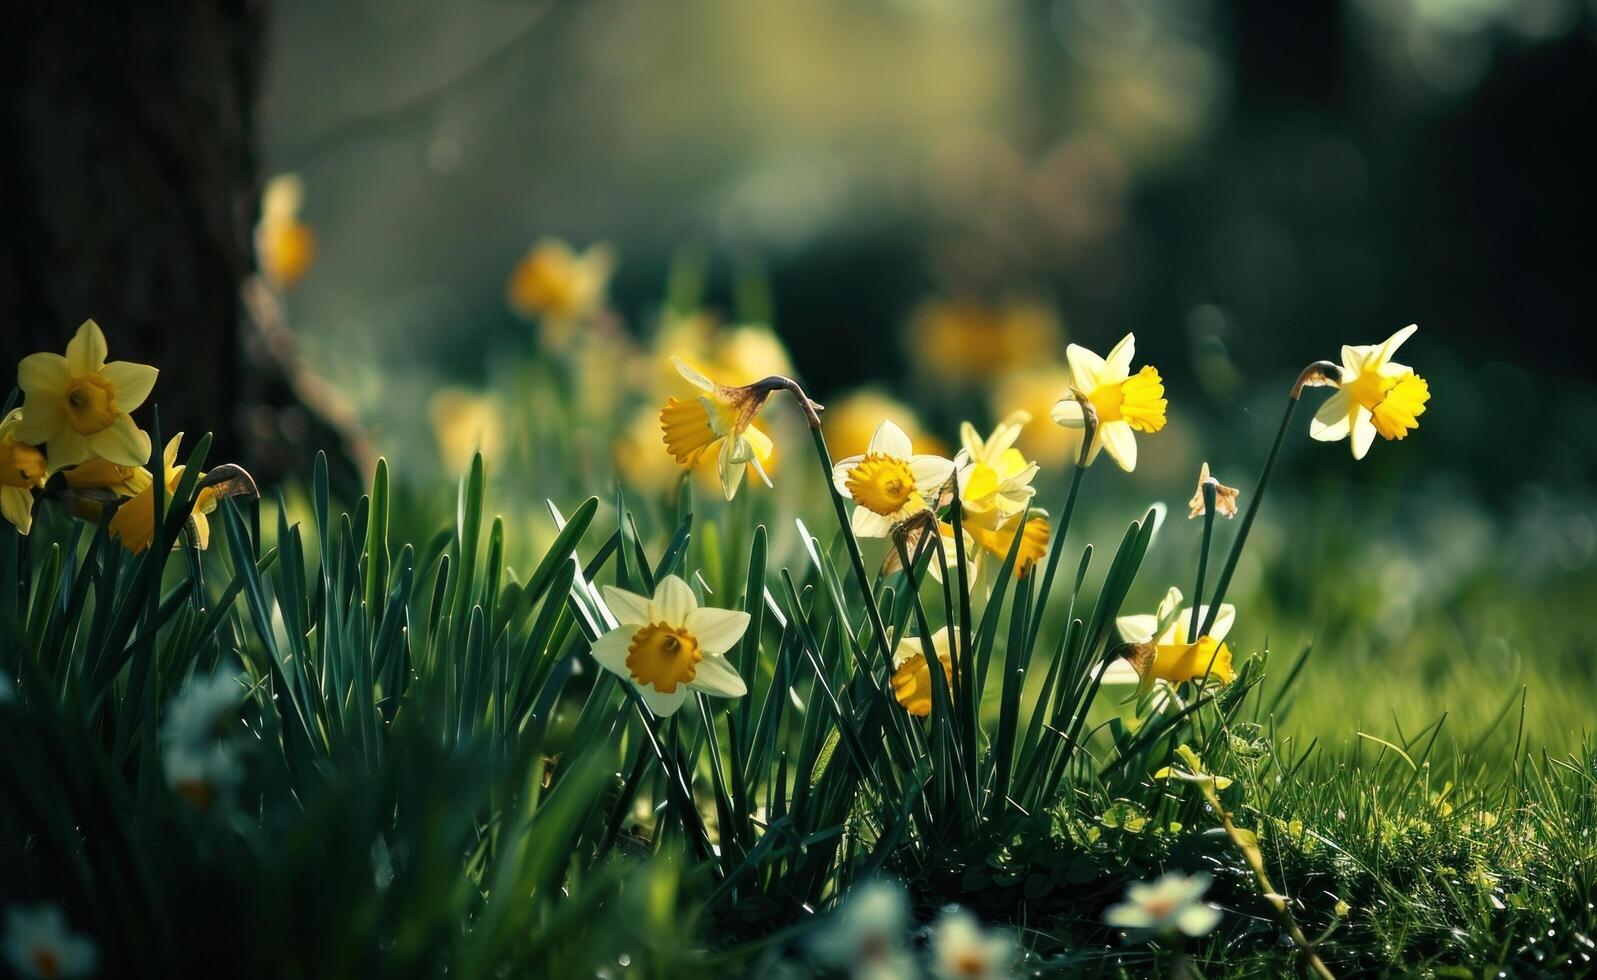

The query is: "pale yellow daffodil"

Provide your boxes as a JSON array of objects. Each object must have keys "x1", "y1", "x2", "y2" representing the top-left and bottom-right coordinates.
[
  {"x1": 0, "y1": 410, "x2": 47, "y2": 535},
  {"x1": 1049, "y1": 333, "x2": 1167, "y2": 471},
  {"x1": 589, "y1": 575, "x2": 749, "y2": 716},
  {"x1": 16, "y1": 320, "x2": 157, "y2": 472},
  {"x1": 1310, "y1": 324, "x2": 1431, "y2": 460},
  {"x1": 659, "y1": 358, "x2": 776, "y2": 500},
  {"x1": 832, "y1": 420, "x2": 955, "y2": 538},
  {"x1": 1107, "y1": 586, "x2": 1237, "y2": 687},
  {"x1": 957, "y1": 411, "x2": 1039, "y2": 529}
]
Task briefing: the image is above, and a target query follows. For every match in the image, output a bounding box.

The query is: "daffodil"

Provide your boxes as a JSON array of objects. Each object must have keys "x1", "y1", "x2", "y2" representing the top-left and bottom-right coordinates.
[
  {"x1": 832, "y1": 420, "x2": 956, "y2": 538},
  {"x1": 1104, "y1": 871, "x2": 1222, "y2": 939},
  {"x1": 506, "y1": 238, "x2": 614, "y2": 345},
  {"x1": 428, "y1": 387, "x2": 505, "y2": 477},
  {"x1": 16, "y1": 320, "x2": 157, "y2": 472},
  {"x1": 1187, "y1": 462, "x2": 1239, "y2": 519},
  {"x1": 808, "y1": 879, "x2": 914, "y2": 980},
  {"x1": 891, "y1": 627, "x2": 956, "y2": 716},
  {"x1": 1310, "y1": 324, "x2": 1431, "y2": 459},
  {"x1": 255, "y1": 173, "x2": 316, "y2": 288},
  {"x1": 930, "y1": 909, "x2": 1015, "y2": 980},
  {"x1": 932, "y1": 514, "x2": 1052, "y2": 583},
  {"x1": 1049, "y1": 333, "x2": 1167, "y2": 471},
  {"x1": 589, "y1": 575, "x2": 749, "y2": 716},
  {"x1": 1109, "y1": 586, "x2": 1236, "y2": 686},
  {"x1": 162, "y1": 671, "x2": 246, "y2": 810},
  {"x1": 3, "y1": 904, "x2": 98, "y2": 979},
  {"x1": 0, "y1": 410, "x2": 46, "y2": 535},
  {"x1": 108, "y1": 434, "x2": 217, "y2": 554},
  {"x1": 659, "y1": 358, "x2": 776, "y2": 500},
  {"x1": 958, "y1": 411, "x2": 1039, "y2": 529}
]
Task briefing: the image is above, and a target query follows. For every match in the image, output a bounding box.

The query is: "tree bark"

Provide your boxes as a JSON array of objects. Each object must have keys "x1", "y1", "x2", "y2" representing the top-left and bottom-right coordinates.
[{"x1": 0, "y1": 3, "x2": 264, "y2": 462}]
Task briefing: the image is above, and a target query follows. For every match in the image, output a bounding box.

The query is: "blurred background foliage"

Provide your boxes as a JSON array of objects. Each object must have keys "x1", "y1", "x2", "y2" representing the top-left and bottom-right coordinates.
[{"x1": 259, "y1": 0, "x2": 1595, "y2": 751}]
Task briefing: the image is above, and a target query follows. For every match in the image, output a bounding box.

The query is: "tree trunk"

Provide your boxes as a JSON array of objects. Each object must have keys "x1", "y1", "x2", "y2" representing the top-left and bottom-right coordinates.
[{"x1": 0, "y1": 3, "x2": 263, "y2": 462}]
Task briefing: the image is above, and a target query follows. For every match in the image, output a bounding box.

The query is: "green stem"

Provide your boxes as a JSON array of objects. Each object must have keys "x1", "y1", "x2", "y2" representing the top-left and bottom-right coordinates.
[
  {"x1": 806, "y1": 425, "x2": 894, "y2": 667},
  {"x1": 1198, "y1": 394, "x2": 1299, "y2": 640},
  {"x1": 1026, "y1": 464, "x2": 1086, "y2": 654},
  {"x1": 1189, "y1": 483, "x2": 1216, "y2": 642}
]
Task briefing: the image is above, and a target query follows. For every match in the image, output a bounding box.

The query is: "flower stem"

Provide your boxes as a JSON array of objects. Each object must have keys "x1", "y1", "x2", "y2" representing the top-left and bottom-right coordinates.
[
  {"x1": 1189, "y1": 482, "x2": 1217, "y2": 642},
  {"x1": 1197, "y1": 394, "x2": 1297, "y2": 640},
  {"x1": 1026, "y1": 463, "x2": 1086, "y2": 654}
]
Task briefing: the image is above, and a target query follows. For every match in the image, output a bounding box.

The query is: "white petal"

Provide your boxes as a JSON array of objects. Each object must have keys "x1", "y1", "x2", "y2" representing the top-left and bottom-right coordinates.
[
  {"x1": 649, "y1": 575, "x2": 697, "y2": 625},
  {"x1": 1309, "y1": 390, "x2": 1352, "y2": 442},
  {"x1": 1117, "y1": 614, "x2": 1159, "y2": 643},
  {"x1": 1351, "y1": 407, "x2": 1376, "y2": 459},
  {"x1": 850, "y1": 506, "x2": 892, "y2": 538},
  {"x1": 1100, "y1": 659, "x2": 1142, "y2": 686},
  {"x1": 909, "y1": 454, "x2": 954, "y2": 493},
  {"x1": 1104, "y1": 904, "x2": 1154, "y2": 930},
  {"x1": 1103, "y1": 332, "x2": 1136, "y2": 381},
  {"x1": 685, "y1": 606, "x2": 751, "y2": 655},
  {"x1": 1373, "y1": 323, "x2": 1418, "y2": 367},
  {"x1": 689, "y1": 653, "x2": 747, "y2": 698},
  {"x1": 1051, "y1": 397, "x2": 1085, "y2": 428},
  {"x1": 831, "y1": 455, "x2": 864, "y2": 496},
  {"x1": 1098, "y1": 421, "x2": 1138, "y2": 472},
  {"x1": 589, "y1": 626, "x2": 634, "y2": 676},
  {"x1": 867, "y1": 420, "x2": 913, "y2": 459},
  {"x1": 1155, "y1": 586, "x2": 1184, "y2": 623},
  {"x1": 637, "y1": 683, "x2": 691, "y2": 716},
  {"x1": 672, "y1": 357, "x2": 716, "y2": 392},
  {"x1": 1207, "y1": 603, "x2": 1236, "y2": 642},
  {"x1": 1176, "y1": 903, "x2": 1222, "y2": 937},
  {"x1": 601, "y1": 585, "x2": 652, "y2": 625},
  {"x1": 1065, "y1": 343, "x2": 1106, "y2": 396},
  {"x1": 717, "y1": 438, "x2": 746, "y2": 500}
]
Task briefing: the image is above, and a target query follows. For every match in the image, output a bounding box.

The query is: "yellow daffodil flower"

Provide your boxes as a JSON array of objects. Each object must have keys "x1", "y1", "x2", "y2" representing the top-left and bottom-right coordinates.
[
  {"x1": 255, "y1": 174, "x2": 316, "y2": 288},
  {"x1": 1049, "y1": 333, "x2": 1167, "y2": 471},
  {"x1": 428, "y1": 387, "x2": 505, "y2": 477},
  {"x1": 832, "y1": 420, "x2": 955, "y2": 538},
  {"x1": 1310, "y1": 324, "x2": 1431, "y2": 459},
  {"x1": 60, "y1": 455, "x2": 153, "y2": 523},
  {"x1": 0, "y1": 410, "x2": 47, "y2": 535},
  {"x1": 659, "y1": 357, "x2": 776, "y2": 500},
  {"x1": 960, "y1": 515, "x2": 1052, "y2": 577},
  {"x1": 109, "y1": 434, "x2": 219, "y2": 554},
  {"x1": 16, "y1": 320, "x2": 157, "y2": 472},
  {"x1": 589, "y1": 575, "x2": 749, "y2": 716},
  {"x1": 1108, "y1": 586, "x2": 1236, "y2": 686},
  {"x1": 506, "y1": 238, "x2": 615, "y2": 347},
  {"x1": 958, "y1": 411, "x2": 1039, "y2": 529},
  {"x1": 891, "y1": 627, "x2": 956, "y2": 717},
  {"x1": 909, "y1": 297, "x2": 1061, "y2": 384}
]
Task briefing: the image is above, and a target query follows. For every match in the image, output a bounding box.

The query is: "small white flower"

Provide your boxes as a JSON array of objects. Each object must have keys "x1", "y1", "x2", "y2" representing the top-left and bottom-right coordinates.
[
  {"x1": 930, "y1": 908, "x2": 1015, "y2": 980},
  {"x1": 590, "y1": 575, "x2": 749, "y2": 717},
  {"x1": 163, "y1": 671, "x2": 245, "y2": 745},
  {"x1": 1104, "y1": 871, "x2": 1222, "y2": 938},
  {"x1": 3, "y1": 904, "x2": 98, "y2": 979},
  {"x1": 161, "y1": 671, "x2": 246, "y2": 807},
  {"x1": 809, "y1": 880, "x2": 915, "y2": 980},
  {"x1": 831, "y1": 421, "x2": 956, "y2": 538}
]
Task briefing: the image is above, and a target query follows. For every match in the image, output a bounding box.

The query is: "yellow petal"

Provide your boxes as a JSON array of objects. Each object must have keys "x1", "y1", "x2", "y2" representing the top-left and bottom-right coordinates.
[
  {"x1": 67, "y1": 320, "x2": 109, "y2": 375},
  {"x1": 86, "y1": 414, "x2": 152, "y2": 467},
  {"x1": 100, "y1": 361, "x2": 159, "y2": 413},
  {"x1": 44, "y1": 428, "x2": 92, "y2": 473},
  {"x1": 1, "y1": 486, "x2": 34, "y2": 535},
  {"x1": 18, "y1": 352, "x2": 70, "y2": 397}
]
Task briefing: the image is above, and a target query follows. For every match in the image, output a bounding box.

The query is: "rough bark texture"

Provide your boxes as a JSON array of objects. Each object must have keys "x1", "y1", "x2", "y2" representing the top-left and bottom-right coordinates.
[{"x1": 0, "y1": 3, "x2": 264, "y2": 461}]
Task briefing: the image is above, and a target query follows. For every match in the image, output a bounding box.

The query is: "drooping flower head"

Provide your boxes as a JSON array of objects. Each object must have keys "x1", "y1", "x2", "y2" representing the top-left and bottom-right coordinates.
[
  {"x1": 1187, "y1": 462, "x2": 1239, "y2": 520},
  {"x1": 1310, "y1": 324, "x2": 1431, "y2": 459},
  {"x1": 1108, "y1": 586, "x2": 1237, "y2": 687},
  {"x1": 1104, "y1": 871, "x2": 1222, "y2": 939},
  {"x1": 3, "y1": 904, "x2": 99, "y2": 979},
  {"x1": 1049, "y1": 333, "x2": 1167, "y2": 471},
  {"x1": 891, "y1": 627, "x2": 957, "y2": 717},
  {"x1": 255, "y1": 173, "x2": 316, "y2": 288},
  {"x1": 832, "y1": 420, "x2": 956, "y2": 539},
  {"x1": 506, "y1": 238, "x2": 615, "y2": 345},
  {"x1": 659, "y1": 358, "x2": 778, "y2": 500},
  {"x1": 0, "y1": 410, "x2": 46, "y2": 535},
  {"x1": 16, "y1": 320, "x2": 157, "y2": 472},
  {"x1": 930, "y1": 909, "x2": 1016, "y2": 980},
  {"x1": 589, "y1": 575, "x2": 749, "y2": 716}
]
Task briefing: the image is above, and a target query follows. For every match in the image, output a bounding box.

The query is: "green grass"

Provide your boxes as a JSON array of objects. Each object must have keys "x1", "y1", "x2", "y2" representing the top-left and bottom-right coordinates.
[{"x1": 3, "y1": 415, "x2": 1594, "y2": 978}]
